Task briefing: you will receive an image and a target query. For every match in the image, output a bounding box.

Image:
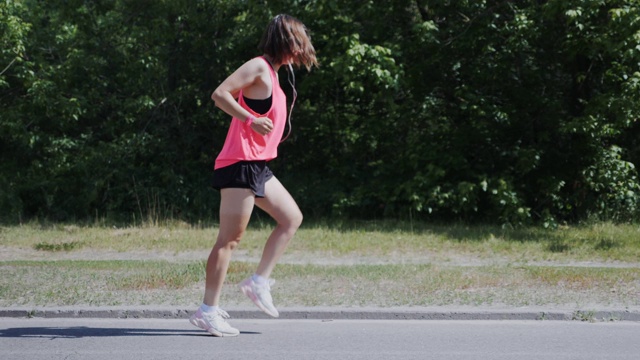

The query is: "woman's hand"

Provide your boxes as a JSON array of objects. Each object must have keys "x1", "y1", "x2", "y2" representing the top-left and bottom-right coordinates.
[{"x1": 250, "y1": 117, "x2": 274, "y2": 136}]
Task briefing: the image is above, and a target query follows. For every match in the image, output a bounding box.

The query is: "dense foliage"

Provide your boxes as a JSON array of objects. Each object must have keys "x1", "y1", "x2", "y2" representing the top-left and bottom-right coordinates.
[{"x1": 2, "y1": 0, "x2": 639, "y2": 226}]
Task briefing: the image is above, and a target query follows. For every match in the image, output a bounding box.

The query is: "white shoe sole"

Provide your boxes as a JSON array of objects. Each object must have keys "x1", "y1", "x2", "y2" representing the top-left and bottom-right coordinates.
[
  {"x1": 239, "y1": 281, "x2": 279, "y2": 318},
  {"x1": 189, "y1": 316, "x2": 239, "y2": 337}
]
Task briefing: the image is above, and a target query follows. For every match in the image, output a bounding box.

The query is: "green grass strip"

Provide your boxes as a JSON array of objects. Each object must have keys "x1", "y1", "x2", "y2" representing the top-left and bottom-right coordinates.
[{"x1": 2, "y1": 260, "x2": 638, "y2": 308}]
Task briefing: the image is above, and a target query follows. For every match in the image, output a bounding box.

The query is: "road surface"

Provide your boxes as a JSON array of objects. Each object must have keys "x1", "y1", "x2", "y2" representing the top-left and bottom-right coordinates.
[{"x1": 1, "y1": 318, "x2": 639, "y2": 360}]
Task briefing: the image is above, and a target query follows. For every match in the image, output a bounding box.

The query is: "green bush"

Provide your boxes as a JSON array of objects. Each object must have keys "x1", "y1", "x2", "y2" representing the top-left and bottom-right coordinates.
[{"x1": 1, "y1": 0, "x2": 639, "y2": 224}]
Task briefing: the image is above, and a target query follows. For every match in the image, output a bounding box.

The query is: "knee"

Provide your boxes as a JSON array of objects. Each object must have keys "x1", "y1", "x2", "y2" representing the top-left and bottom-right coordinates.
[
  {"x1": 226, "y1": 240, "x2": 240, "y2": 251},
  {"x1": 284, "y1": 210, "x2": 303, "y2": 232},
  {"x1": 214, "y1": 232, "x2": 244, "y2": 251},
  {"x1": 213, "y1": 240, "x2": 239, "y2": 253},
  {"x1": 295, "y1": 211, "x2": 303, "y2": 229}
]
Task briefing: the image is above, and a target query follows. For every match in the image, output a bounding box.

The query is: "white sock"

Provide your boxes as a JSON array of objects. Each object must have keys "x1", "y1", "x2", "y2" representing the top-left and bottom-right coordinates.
[
  {"x1": 200, "y1": 303, "x2": 219, "y2": 313},
  {"x1": 252, "y1": 274, "x2": 268, "y2": 284}
]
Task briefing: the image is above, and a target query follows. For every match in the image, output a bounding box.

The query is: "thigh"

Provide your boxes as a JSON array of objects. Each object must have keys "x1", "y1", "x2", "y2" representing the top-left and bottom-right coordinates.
[
  {"x1": 217, "y1": 188, "x2": 256, "y2": 241},
  {"x1": 255, "y1": 176, "x2": 302, "y2": 225}
]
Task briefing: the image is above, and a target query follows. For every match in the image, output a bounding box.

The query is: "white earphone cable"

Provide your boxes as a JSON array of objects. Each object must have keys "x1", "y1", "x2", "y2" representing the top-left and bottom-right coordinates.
[{"x1": 280, "y1": 63, "x2": 297, "y2": 143}]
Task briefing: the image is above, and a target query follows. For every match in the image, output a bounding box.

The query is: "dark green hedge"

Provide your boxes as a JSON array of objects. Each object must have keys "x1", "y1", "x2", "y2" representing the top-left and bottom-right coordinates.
[{"x1": 2, "y1": 0, "x2": 639, "y2": 226}]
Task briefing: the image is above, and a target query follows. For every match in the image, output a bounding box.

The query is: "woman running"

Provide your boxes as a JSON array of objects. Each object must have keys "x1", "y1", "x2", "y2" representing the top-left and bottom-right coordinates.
[{"x1": 189, "y1": 14, "x2": 318, "y2": 337}]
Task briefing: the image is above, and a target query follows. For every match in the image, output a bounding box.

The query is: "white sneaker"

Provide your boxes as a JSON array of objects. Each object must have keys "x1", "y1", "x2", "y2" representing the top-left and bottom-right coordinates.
[
  {"x1": 239, "y1": 277, "x2": 279, "y2": 317},
  {"x1": 189, "y1": 308, "x2": 240, "y2": 337}
]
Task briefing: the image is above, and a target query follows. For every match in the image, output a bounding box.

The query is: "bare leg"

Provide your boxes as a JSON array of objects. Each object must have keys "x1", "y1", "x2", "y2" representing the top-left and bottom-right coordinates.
[
  {"x1": 203, "y1": 188, "x2": 255, "y2": 306},
  {"x1": 254, "y1": 176, "x2": 303, "y2": 279}
]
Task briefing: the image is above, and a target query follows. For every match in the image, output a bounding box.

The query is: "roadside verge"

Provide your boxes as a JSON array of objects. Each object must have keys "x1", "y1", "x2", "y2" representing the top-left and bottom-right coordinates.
[{"x1": 2, "y1": 306, "x2": 639, "y2": 322}]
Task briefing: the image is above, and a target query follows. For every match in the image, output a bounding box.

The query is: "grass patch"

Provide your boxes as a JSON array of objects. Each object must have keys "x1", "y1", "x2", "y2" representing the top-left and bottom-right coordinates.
[
  {"x1": 1, "y1": 260, "x2": 638, "y2": 308},
  {"x1": 2, "y1": 221, "x2": 639, "y2": 262},
  {"x1": 1, "y1": 221, "x2": 639, "y2": 309},
  {"x1": 34, "y1": 241, "x2": 84, "y2": 252},
  {"x1": 0, "y1": 260, "x2": 205, "y2": 290},
  {"x1": 0, "y1": 259, "x2": 208, "y2": 307},
  {"x1": 547, "y1": 240, "x2": 570, "y2": 253},
  {"x1": 115, "y1": 261, "x2": 204, "y2": 290}
]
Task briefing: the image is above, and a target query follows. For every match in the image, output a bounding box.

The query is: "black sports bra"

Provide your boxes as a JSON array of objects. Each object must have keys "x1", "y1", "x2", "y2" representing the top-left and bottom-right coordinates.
[{"x1": 243, "y1": 94, "x2": 272, "y2": 114}]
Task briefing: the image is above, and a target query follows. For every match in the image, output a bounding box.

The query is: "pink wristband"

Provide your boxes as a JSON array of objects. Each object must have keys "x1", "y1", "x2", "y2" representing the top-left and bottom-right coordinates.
[{"x1": 245, "y1": 114, "x2": 256, "y2": 126}]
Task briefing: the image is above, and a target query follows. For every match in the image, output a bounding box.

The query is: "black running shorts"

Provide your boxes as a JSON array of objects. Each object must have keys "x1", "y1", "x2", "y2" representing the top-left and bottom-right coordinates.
[{"x1": 211, "y1": 160, "x2": 274, "y2": 198}]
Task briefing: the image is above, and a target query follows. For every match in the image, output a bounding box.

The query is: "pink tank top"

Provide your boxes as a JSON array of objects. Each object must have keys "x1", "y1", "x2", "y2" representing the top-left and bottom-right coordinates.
[{"x1": 214, "y1": 57, "x2": 287, "y2": 169}]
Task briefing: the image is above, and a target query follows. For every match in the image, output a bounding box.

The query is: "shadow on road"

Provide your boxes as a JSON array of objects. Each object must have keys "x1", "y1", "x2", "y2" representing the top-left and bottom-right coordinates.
[{"x1": 0, "y1": 327, "x2": 260, "y2": 338}]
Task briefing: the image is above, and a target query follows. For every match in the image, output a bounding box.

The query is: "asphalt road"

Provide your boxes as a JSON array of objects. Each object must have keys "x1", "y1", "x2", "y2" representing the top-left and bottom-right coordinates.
[{"x1": 1, "y1": 318, "x2": 639, "y2": 360}]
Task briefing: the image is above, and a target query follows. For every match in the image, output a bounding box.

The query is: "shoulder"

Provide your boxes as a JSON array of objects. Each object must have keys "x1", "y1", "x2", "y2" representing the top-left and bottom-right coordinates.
[
  {"x1": 225, "y1": 57, "x2": 271, "y2": 87},
  {"x1": 238, "y1": 57, "x2": 270, "y2": 75}
]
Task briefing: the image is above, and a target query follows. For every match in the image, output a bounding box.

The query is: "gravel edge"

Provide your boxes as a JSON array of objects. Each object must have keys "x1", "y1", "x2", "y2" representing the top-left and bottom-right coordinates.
[{"x1": 2, "y1": 307, "x2": 639, "y2": 322}]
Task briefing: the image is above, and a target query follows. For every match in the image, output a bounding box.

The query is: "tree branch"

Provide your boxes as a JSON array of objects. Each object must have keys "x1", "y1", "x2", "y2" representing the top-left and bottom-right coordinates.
[{"x1": 0, "y1": 58, "x2": 18, "y2": 77}]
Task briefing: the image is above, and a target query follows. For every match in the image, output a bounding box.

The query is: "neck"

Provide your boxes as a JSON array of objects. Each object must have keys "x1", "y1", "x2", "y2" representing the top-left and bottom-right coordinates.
[{"x1": 263, "y1": 55, "x2": 281, "y2": 72}]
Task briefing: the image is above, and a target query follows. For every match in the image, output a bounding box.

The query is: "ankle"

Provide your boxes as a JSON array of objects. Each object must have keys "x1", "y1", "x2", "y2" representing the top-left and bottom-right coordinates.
[
  {"x1": 200, "y1": 303, "x2": 220, "y2": 313},
  {"x1": 251, "y1": 274, "x2": 269, "y2": 284}
]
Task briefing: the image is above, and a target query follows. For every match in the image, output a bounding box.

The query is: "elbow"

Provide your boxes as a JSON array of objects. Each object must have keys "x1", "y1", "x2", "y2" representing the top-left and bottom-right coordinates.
[
  {"x1": 211, "y1": 88, "x2": 228, "y2": 107},
  {"x1": 211, "y1": 89, "x2": 224, "y2": 108}
]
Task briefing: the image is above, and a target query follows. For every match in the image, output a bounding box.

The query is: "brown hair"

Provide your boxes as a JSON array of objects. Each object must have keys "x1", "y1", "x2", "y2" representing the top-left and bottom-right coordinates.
[{"x1": 258, "y1": 14, "x2": 318, "y2": 71}]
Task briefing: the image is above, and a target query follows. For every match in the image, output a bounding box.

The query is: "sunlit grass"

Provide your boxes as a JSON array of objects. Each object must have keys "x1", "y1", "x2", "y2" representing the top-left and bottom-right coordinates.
[
  {"x1": 1, "y1": 220, "x2": 638, "y2": 309},
  {"x1": 1, "y1": 221, "x2": 640, "y2": 263},
  {"x1": 1, "y1": 260, "x2": 638, "y2": 308}
]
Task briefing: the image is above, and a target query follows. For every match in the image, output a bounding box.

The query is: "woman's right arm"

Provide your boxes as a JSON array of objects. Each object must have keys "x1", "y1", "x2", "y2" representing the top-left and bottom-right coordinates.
[{"x1": 211, "y1": 58, "x2": 274, "y2": 135}]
